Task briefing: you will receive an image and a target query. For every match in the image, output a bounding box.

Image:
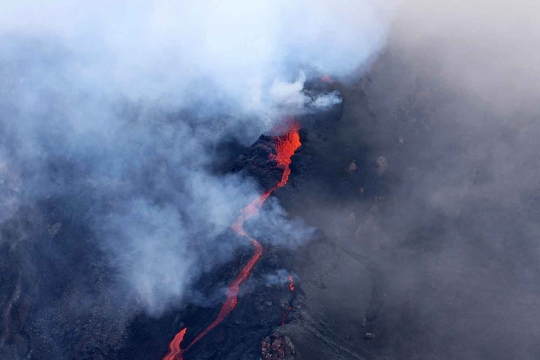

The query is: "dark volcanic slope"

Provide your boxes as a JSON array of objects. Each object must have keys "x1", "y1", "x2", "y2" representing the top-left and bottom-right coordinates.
[
  {"x1": 230, "y1": 134, "x2": 285, "y2": 193},
  {"x1": 273, "y1": 42, "x2": 540, "y2": 359},
  {"x1": 3, "y1": 33, "x2": 540, "y2": 360}
]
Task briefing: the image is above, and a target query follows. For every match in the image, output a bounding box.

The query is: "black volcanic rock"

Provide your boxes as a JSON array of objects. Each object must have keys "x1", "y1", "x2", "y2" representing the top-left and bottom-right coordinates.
[
  {"x1": 261, "y1": 332, "x2": 297, "y2": 360},
  {"x1": 230, "y1": 134, "x2": 284, "y2": 193}
]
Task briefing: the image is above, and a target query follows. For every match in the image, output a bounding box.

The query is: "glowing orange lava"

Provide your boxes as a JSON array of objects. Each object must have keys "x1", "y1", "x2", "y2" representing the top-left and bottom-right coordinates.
[
  {"x1": 164, "y1": 123, "x2": 301, "y2": 360},
  {"x1": 281, "y1": 306, "x2": 292, "y2": 326},
  {"x1": 281, "y1": 274, "x2": 295, "y2": 325},
  {"x1": 163, "y1": 328, "x2": 187, "y2": 360},
  {"x1": 321, "y1": 75, "x2": 334, "y2": 83},
  {"x1": 271, "y1": 123, "x2": 301, "y2": 188}
]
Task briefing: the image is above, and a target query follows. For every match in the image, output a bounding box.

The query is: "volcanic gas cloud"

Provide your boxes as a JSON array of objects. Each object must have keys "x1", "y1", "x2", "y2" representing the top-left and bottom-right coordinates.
[{"x1": 164, "y1": 122, "x2": 301, "y2": 360}]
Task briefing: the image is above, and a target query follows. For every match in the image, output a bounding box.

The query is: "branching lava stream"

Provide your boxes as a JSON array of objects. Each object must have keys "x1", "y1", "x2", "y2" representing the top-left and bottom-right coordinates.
[{"x1": 164, "y1": 123, "x2": 301, "y2": 360}]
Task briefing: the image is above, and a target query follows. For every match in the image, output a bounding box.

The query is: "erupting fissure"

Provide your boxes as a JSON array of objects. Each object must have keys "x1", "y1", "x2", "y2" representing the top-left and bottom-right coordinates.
[
  {"x1": 281, "y1": 274, "x2": 295, "y2": 325},
  {"x1": 281, "y1": 307, "x2": 292, "y2": 326},
  {"x1": 288, "y1": 274, "x2": 295, "y2": 292},
  {"x1": 164, "y1": 123, "x2": 301, "y2": 360}
]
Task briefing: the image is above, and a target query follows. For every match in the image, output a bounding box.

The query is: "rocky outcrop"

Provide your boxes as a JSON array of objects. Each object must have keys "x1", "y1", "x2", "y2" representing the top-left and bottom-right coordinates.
[
  {"x1": 230, "y1": 135, "x2": 285, "y2": 193},
  {"x1": 261, "y1": 332, "x2": 298, "y2": 360}
]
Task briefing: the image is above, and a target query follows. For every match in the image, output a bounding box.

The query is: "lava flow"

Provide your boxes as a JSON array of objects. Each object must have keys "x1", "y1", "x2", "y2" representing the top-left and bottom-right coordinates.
[
  {"x1": 288, "y1": 274, "x2": 295, "y2": 291},
  {"x1": 164, "y1": 123, "x2": 301, "y2": 360},
  {"x1": 281, "y1": 275, "x2": 295, "y2": 325},
  {"x1": 281, "y1": 307, "x2": 292, "y2": 326}
]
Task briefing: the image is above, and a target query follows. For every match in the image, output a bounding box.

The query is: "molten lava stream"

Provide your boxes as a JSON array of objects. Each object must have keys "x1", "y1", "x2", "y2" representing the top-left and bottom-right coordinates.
[
  {"x1": 281, "y1": 274, "x2": 295, "y2": 325},
  {"x1": 288, "y1": 274, "x2": 295, "y2": 291},
  {"x1": 164, "y1": 123, "x2": 301, "y2": 360},
  {"x1": 281, "y1": 306, "x2": 292, "y2": 326}
]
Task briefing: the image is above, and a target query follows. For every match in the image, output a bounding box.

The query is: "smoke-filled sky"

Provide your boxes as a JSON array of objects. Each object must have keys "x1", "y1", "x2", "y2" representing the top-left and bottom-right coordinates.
[
  {"x1": 0, "y1": 0, "x2": 392, "y2": 114},
  {"x1": 0, "y1": 0, "x2": 393, "y2": 318},
  {"x1": 289, "y1": 1, "x2": 540, "y2": 359}
]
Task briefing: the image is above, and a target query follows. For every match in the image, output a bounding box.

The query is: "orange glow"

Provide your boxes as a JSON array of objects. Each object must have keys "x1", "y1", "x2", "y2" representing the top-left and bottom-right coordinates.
[
  {"x1": 163, "y1": 327, "x2": 187, "y2": 360},
  {"x1": 288, "y1": 274, "x2": 294, "y2": 291},
  {"x1": 321, "y1": 75, "x2": 333, "y2": 83},
  {"x1": 281, "y1": 306, "x2": 292, "y2": 325},
  {"x1": 271, "y1": 123, "x2": 301, "y2": 188},
  {"x1": 164, "y1": 122, "x2": 301, "y2": 360}
]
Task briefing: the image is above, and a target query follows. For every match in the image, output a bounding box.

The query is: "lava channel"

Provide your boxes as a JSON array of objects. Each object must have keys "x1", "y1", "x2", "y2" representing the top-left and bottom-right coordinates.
[
  {"x1": 288, "y1": 274, "x2": 295, "y2": 291},
  {"x1": 164, "y1": 123, "x2": 301, "y2": 360},
  {"x1": 281, "y1": 274, "x2": 295, "y2": 325}
]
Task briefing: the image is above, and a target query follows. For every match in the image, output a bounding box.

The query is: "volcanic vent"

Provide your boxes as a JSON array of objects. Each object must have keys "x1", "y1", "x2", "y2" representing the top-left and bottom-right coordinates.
[{"x1": 163, "y1": 123, "x2": 302, "y2": 360}]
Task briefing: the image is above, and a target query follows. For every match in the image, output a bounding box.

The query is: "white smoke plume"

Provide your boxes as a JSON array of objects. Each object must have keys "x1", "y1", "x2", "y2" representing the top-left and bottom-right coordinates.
[{"x1": 0, "y1": 0, "x2": 394, "y2": 317}]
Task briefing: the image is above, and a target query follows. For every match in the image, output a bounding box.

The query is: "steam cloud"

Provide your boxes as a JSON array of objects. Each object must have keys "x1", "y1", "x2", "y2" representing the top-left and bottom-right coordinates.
[
  {"x1": 0, "y1": 0, "x2": 393, "y2": 324},
  {"x1": 293, "y1": 1, "x2": 540, "y2": 359}
]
